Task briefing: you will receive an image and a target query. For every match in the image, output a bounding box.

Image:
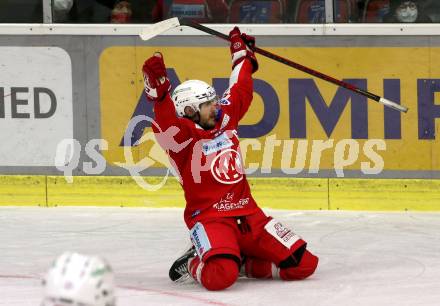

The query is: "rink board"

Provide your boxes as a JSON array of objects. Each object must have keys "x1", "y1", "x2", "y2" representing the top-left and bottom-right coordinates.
[
  {"x1": 101, "y1": 46, "x2": 440, "y2": 173},
  {"x1": 0, "y1": 175, "x2": 439, "y2": 211},
  {"x1": 0, "y1": 176, "x2": 46, "y2": 206},
  {"x1": 328, "y1": 179, "x2": 440, "y2": 211},
  {"x1": 46, "y1": 176, "x2": 185, "y2": 207}
]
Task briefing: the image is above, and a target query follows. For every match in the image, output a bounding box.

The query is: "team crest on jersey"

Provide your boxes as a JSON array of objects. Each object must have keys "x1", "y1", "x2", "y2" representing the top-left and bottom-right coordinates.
[
  {"x1": 202, "y1": 132, "x2": 233, "y2": 155},
  {"x1": 219, "y1": 98, "x2": 231, "y2": 105},
  {"x1": 210, "y1": 148, "x2": 244, "y2": 184}
]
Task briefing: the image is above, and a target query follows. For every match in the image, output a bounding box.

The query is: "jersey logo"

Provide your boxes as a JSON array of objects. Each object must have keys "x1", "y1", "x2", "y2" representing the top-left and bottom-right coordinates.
[
  {"x1": 219, "y1": 98, "x2": 231, "y2": 105},
  {"x1": 221, "y1": 88, "x2": 231, "y2": 104},
  {"x1": 202, "y1": 132, "x2": 233, "y2": 155},
  {"x1": 190, "y1": 222, "x2": 211, "y2": 259},
  {"x1": 220, "y1": 114, "x2": 230, "y2": 129},
  {"x1": 264, "y1": 219, "x2": 301, "y2": 249},
  {"x1": 210, "y1": 148, "x2": 244, "y2": 184},
  {"x1": 213, "y1": 192, "x2": 249, "y2": 212}
]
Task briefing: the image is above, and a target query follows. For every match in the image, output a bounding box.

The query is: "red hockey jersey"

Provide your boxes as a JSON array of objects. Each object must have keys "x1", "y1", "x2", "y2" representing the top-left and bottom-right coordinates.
[{"x1": 153, "y1": 59, "x2": 259, "y2": 228}]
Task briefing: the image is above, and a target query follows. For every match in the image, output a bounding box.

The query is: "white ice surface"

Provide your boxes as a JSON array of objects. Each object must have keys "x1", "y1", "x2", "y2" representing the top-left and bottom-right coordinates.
[{"x1": 0, "y1": 207, "x2": 439, "y2": 306}]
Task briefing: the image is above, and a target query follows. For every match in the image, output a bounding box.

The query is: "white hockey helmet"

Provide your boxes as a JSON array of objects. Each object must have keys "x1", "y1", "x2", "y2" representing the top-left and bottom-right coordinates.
[
  {"x1": 41, "y1": 252, "x2": 116, "y2": 306},
  {"x1": 171, "y1": 80, "x2": 217, "y2": 117}
]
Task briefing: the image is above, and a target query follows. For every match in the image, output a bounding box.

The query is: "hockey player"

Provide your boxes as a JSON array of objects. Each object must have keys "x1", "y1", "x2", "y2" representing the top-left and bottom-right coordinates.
[{"x1": 142, "y1": 26, "x2": 319, "y2": 291}]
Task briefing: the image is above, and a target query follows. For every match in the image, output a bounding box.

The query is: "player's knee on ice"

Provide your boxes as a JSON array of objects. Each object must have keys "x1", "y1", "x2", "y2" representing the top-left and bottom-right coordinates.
[{"x1": 201, "y1": 256, "x2": 239, "y2": 291}]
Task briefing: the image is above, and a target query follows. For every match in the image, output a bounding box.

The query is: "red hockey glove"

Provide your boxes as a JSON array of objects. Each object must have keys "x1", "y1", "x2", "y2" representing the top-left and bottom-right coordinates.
[
  {"x1": 241, "y1": 33, "x2": 256, "y2": 52},
  {"x1": 228, "y1": 27, "x2": 258, "y2": 73},
  {"x1": 142, "y1": 52, "x2": 171, "y2": 102}
]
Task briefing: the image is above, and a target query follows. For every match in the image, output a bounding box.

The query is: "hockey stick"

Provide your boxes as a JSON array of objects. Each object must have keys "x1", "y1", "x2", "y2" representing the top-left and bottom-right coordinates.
[
  {"x1": 139, "y1": 18, "x2": 408, "y2": 113},
  {"x1": 139, "y1": 17, "x2": 181, "y2": 41}
]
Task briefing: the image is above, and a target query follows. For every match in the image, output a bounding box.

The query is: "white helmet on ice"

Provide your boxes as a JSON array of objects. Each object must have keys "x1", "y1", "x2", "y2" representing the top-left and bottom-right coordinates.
[
  {"x1": 41, "y1": 252, "x2": 116, "y2": 306},
  {"x1": 172, "y1": 80, "x2": 217, "y2": 117}
]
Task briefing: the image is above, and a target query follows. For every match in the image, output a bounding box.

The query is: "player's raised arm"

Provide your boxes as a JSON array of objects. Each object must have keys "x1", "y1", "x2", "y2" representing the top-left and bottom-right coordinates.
[
  {"x1": 223, "y1": 27, "x2": 259, "y2": 121},
  {"x1": 142, "y1": 52, "x2": 185, "y2": 133}
]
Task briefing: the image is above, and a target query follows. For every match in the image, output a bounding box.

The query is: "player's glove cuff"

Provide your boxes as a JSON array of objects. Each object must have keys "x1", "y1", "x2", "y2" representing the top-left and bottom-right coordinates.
[{"x1": 231, "y1": 50, "x2": 258, "y2": 73}]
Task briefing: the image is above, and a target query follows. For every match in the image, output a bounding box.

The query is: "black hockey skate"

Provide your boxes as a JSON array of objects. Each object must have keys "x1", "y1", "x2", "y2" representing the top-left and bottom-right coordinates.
[{"x1": 169, "y1": 245, "x2": 197, "y2": 283}]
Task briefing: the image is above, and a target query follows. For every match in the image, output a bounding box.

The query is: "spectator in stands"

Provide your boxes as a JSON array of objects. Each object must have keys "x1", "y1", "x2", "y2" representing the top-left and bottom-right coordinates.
[
  {"x1": 53, "y1": 0, "x2": 74, "y2": 22},
  {"x1": 103, "y1": 0, "x2": 158, "y2": 23},
  {"x1": 383, "y1": 0, "x2": 432, "y2": 22},
  {"x1": 52, "y1": 0, "x2": 159, "y2": 23},
  {"x1": 228, "y1": 0, "x2": 285, "y2": 23},
  {"x1": 152, "y1": 0, "x2": 229, "y2": 23},
  {"x1": 110, "y1": 0, "x2": 132, "y2": 23},
  {"x1": 53, "y1": 0, "x2": 113, "y2": 23}
]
